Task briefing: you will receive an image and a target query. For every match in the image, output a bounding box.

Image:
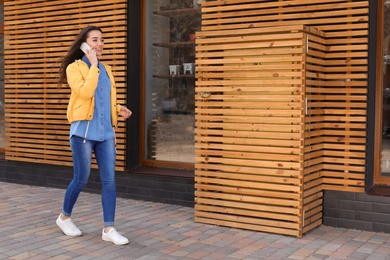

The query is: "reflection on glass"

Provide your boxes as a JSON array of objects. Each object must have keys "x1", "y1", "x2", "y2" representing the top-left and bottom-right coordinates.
[
  {"x1": 382, "y1": 3, "x2": 390, "y2": 175},
  {"x1": 145, "y1": 0, "x2": 200, "y2": 163}
]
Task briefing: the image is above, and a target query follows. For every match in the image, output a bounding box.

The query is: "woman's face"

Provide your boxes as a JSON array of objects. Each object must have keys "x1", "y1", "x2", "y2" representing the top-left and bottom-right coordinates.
[{"x1": 85, "y1": 30, "x2": 104, "y2": 56}]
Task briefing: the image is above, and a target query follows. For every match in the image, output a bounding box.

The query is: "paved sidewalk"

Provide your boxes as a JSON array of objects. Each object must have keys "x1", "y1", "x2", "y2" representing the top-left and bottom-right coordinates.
[{"x1": 1, "y1": 182, "x2": 390, "y2": 260}]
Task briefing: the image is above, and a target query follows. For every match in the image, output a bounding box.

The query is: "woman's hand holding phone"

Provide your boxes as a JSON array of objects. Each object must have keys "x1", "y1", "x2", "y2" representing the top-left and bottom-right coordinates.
[{"x1": 80, "y1": 42, "x2": 98, "y2": 67}]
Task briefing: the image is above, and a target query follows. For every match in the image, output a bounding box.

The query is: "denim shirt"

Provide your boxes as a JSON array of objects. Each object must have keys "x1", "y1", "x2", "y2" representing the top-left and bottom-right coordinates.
[{"x1": 69, "y1": 56, "x2": 115, "y2": 141}]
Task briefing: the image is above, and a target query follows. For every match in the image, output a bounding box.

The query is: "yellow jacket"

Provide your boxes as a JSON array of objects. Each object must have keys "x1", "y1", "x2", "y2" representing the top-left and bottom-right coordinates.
[{"x1": 66, "y1": 60, "x2": 121, "y2": 127}]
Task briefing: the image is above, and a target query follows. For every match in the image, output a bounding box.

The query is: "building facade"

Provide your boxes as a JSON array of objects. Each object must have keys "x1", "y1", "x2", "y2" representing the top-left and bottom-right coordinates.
[{"x1": 1, "y1": 0, "x2": 390, "y2": 237}]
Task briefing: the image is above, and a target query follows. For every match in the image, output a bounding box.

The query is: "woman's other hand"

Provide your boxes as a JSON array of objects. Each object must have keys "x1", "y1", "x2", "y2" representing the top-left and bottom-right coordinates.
[{"x1": 119, "y1": 106, "x2": 132, "y2": 119}]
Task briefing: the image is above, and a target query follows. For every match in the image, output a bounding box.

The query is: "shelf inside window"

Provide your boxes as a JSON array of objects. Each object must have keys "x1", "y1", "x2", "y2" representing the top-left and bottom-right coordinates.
[
  {"x1": 153, "y1": 42, "x2": 195, "y2": 48},
  {"x1": 153, "y1": 74, "x2": 195, "y2": 79},
  {"x1": 154, "y1": 8, "x2": 201, "y2": 17}
]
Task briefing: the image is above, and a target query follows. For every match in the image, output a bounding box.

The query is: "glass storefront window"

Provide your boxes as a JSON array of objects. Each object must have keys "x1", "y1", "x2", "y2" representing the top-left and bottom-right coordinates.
[
  {"x1": 381, "y1": 1, "x2": 390, "y2": 177},
  {"x1": 144, "y1": 0, "x2": 201, "y2": 165},
  {"x1": 0, "y1": 1, "x2": 4, "y2": 150}
]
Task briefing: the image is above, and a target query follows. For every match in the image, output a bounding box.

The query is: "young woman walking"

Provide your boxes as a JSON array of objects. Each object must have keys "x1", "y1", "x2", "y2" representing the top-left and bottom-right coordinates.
[{"x1": 56, "y1": 25, "x2": 132, "y2": 246}]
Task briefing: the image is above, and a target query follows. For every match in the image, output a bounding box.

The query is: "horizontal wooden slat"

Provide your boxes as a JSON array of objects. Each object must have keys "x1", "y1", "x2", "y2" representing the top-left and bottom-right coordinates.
[{"x1": 194, "y1": 215, "x2": 299, "y2": 236}]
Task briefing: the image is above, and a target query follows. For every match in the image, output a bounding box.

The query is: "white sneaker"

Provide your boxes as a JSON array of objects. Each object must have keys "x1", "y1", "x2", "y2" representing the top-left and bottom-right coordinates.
[
  {"x1": 102, "y1": 228, "x2": 129, "y2": 245},
  {"x1": 56, "y1": 214, "x2": 82, "y2": 237}
]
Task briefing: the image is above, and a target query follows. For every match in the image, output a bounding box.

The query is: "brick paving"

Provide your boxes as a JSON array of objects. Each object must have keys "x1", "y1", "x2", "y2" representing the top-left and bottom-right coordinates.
[{"x1": 1, "y1": 182, "x2": 390, "y2": 260}]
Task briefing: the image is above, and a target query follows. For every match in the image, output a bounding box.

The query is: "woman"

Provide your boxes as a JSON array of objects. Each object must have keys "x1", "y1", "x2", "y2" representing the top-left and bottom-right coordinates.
[{"x1": 56, "y1": 25, "x2": 132, "y2": 246}]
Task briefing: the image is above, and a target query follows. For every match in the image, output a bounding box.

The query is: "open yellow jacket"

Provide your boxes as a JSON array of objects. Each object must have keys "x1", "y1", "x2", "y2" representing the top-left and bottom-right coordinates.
[{"x1": 66, "y1": 60, "x2": 122, "y2": 127}]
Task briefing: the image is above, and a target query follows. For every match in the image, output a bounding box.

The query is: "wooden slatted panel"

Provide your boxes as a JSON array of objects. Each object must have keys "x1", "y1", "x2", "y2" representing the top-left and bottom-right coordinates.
[
  {"x1": 201, "y1": 0, "x2": 368, "y2": 32},
  {"x1": 321, "y1": 12, "x2": 368, "y2": 192},
  {"x1": 195, "y1": 25, "x2": 310, "y2": 237},
  {"x1": 4, "y1": 0, "x2": 128, "y2": 171},
  {"x1": 195, "y1": 0, "x2": 368, "y2": 237},
  {"x1": 200, "y1": 0, "x2": 368, "y2": 192}
]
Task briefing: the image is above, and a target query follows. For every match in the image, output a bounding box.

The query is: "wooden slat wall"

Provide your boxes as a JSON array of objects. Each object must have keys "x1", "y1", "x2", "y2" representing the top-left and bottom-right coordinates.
[
  {"x1": 195, "y1": 25, "x2": 310, "y2": 237},
  {"x1": 4, "y1": 0, "x2": 128, "y2": 171},
  {"x1": 195, "y1": 0, "x2": 368, "y2": 237},
  {"x1": 320, "y1": 6, "x2": 368, "y2": 192}
]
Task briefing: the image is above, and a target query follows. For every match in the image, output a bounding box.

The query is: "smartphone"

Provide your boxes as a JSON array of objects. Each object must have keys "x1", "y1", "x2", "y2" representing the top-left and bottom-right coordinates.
[{"x1": 80, "y1": 42, "x2": 92, "y2": 54}]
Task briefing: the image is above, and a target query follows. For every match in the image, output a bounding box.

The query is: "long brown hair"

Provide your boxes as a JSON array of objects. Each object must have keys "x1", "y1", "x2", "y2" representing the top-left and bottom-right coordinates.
[{"x1": 57, "y1": 25, "x2": 103, "y2": 87}]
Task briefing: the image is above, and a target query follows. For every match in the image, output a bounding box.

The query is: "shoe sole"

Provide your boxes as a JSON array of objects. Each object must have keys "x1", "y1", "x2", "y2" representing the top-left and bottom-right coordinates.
[{"x1": 102, "y1": 235, "x2": 129, "y2": 245}]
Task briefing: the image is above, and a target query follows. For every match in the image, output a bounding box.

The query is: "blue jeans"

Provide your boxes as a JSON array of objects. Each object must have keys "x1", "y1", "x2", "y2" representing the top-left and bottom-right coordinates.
[{"x1": 62, "y1": 136, "x2": 116, "y2": 227}]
